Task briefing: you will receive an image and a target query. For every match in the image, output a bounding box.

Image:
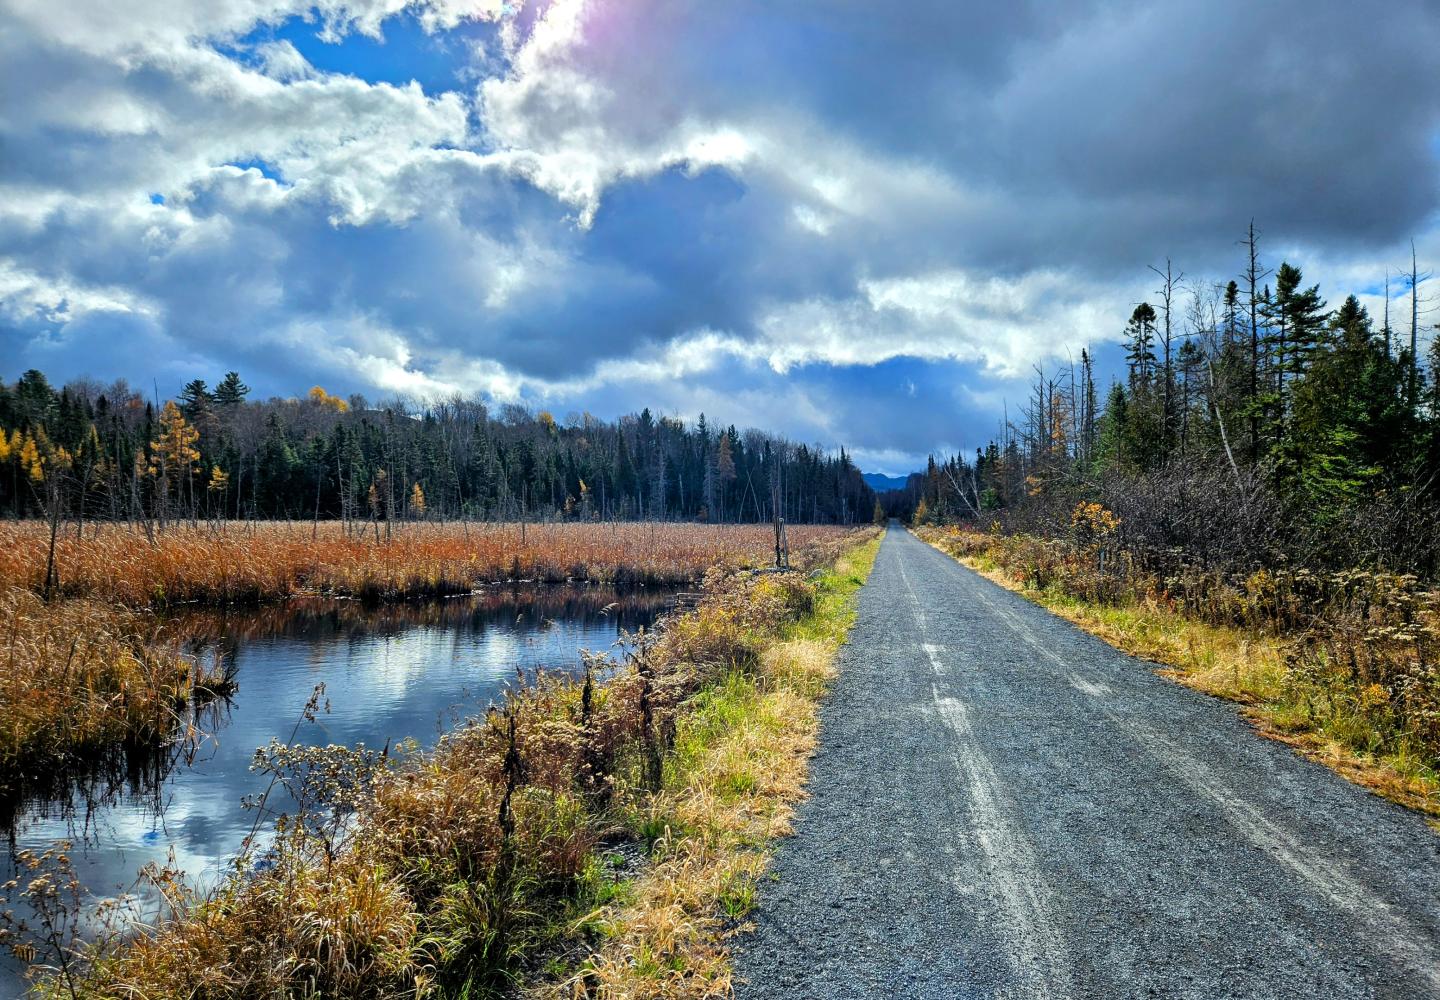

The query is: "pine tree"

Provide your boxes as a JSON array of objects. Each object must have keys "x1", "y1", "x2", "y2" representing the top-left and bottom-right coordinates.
[
  {"x1": 1080, "y1": 348, "x2": 1098, "y2": 463},
  {"x1": 1124, "y1": 303, "x2": 1159, "y2": 386},
  {"x1": 1223, "y1": 280, "x2": 1240, "y2": 346},
  {"x1": 214, "y1": 371, "x2": 250, "y2": 407},
  {"x1": 1271, "y1": 262, "x2": 1329, "y2": 408},
  {"x1": 1177, "y1": 339, "x2": 1205, "y2": 455},
  {"x1": 1095, "y1": 383, "x2": 1131, "y2": 472},
  {"x1": 15, "y1": 370, "x2": 56, "y2": 430},
  {"x1": 179, "y1": 379, "x2": 212, "y2": 419},
  {"x1": 1240, "y1": 222, "x2": 1272, "y2": 463},
  {"x1": 1286, "y1": 295, "x2": 1401, "y2": 519}
]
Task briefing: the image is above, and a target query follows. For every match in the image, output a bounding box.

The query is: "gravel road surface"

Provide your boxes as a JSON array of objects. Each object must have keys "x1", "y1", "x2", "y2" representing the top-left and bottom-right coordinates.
[{"x1": 734, "y1": 526, "x2": 1440, "y2": 999}]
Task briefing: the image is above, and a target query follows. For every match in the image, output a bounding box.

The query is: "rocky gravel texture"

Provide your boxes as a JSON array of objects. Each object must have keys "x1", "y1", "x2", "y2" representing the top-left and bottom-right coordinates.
[{"x1": 734, "y1": 526, "x2": 1440, "y2": 999}]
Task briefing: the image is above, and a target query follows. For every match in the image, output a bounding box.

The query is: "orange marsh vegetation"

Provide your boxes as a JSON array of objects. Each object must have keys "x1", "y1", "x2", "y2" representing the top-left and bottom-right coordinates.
[
  {"x1": 0, "y1": 521, "x2": 854, "y2": 607},
  {"x1": 0, "y1": 522, "x2": 856, "y2": 797},
  {"x1": 0, "y1": 587, "x2": 230, "y2": 798},
  {"x1": 4, "y1": 527, "x2": 879, "y2": 998}
]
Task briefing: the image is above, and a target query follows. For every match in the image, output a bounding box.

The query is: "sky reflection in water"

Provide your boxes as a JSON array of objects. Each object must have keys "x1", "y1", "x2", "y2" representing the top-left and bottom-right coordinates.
[{"x1": 1, "y1": 585, "x2": 672, "y2": 992}]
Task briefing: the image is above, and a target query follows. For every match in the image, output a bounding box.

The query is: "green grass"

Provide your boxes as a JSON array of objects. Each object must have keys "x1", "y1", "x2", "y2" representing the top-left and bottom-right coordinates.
[
  {"x1": 784, "y1": 537, "x2": 879, "y2": 645},
  {"x1": 716, "y1": 864, "x2": 761, "y2": 919}
]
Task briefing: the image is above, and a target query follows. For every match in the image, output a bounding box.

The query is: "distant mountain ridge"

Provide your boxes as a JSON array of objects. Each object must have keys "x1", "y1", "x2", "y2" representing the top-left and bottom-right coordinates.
[{"x1": 863, "y1": 472, "x2": 915, "y2": 493}]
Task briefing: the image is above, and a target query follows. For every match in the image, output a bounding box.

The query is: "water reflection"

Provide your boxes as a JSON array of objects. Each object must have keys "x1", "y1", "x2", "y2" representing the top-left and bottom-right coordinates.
[{"x1": 1, "y1": 584, "x2": 672, "y2": 993}]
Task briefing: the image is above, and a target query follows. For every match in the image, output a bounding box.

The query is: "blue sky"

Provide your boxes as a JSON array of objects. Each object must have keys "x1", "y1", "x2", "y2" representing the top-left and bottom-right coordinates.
[{"x1": 3, "y1": 0, "x2": 1439, "y2": 475}]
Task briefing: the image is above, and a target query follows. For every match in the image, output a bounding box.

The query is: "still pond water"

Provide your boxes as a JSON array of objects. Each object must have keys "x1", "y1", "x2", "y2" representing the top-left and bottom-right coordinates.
[{"x1": 1, "y1": 585, "x2": 674, "y2": 995}]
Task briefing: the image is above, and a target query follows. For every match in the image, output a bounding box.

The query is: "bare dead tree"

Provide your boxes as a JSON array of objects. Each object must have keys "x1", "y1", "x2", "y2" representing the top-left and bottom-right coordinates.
[
  {"x1": 1239, "y1": 221, "x2": 1272, "y2": 462},
  {"x1": 1149, "y1": 257, "x2": 1185, "y2": 453},
  {"x1": 1401, "y1": 239, "x2": 1434, "y2": 407}
]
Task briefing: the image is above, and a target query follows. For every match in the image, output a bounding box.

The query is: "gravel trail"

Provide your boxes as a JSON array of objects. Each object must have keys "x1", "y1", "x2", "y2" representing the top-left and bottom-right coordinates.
[{"x1": 734, "y1": 526, "x2": 1440, "y2": 999}]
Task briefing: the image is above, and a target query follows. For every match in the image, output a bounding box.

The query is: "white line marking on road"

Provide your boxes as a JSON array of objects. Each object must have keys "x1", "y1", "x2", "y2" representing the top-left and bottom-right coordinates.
[
  {"x1": 932, "y1": 686, "x2": 1076, "y2": 1000},
  {"x1": 898, "y1": 544, "x2": 1076, "y2": 998},
  {"x1": 922, "y1": 642, "x2": 946, "y2": 675},
  {"x1": 962, "y1": 572, "x2": 1440, "y2": 992},
  {"x1": 1068, "y1": 675, "x2": 1111, "y2": 699}
]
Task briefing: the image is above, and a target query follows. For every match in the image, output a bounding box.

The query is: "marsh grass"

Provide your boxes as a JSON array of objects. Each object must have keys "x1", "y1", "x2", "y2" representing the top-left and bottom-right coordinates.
[
  {"x1": 0, "y1": 587, "x2": 226, "y2": 793},
  {"x1": 0, "y1": 522, "x2": 852, "y2": 816},
  {"x1": 13, "y1": 527, "x2": 878, "y2": 998},
  {"x1": 918, "y1": 525, "x2": 1440, "y2": 815},
  {"x1": 0, "y1": 522, "x2": 858, "y2": 608}
]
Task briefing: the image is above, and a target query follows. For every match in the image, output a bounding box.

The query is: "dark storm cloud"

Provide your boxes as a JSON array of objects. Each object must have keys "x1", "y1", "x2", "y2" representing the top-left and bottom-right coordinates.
[
  {"x1": 3, "y1": 0, "x2": 1439, "y2": 472},
  {"x1": 537, "y1": 0, "x2": 1440, "y2": 273}
]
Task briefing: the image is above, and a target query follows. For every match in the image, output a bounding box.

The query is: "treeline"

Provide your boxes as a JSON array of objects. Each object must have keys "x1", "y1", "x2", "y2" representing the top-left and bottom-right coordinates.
[
  {"x1": 0, "y1": 371, "x2": 873, "y2": 526},
  {"x1": 909, "y1": 225, "x2": 1440, "y2": 576}
]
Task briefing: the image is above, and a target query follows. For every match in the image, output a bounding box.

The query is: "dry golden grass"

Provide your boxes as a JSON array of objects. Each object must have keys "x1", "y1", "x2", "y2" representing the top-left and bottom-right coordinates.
[
  {"x1": 31, "y1": 528, "x2": 880, "y2": 999},
  {"x1": 83, "y1": 841, "x2": 420, "y2": 999},
  {"x1": 917, "y1": 526, "x2": 1440, "y2": 816},
  {"x1": 551, "y1": 661, "x2": 827, "y2": 999},
  {"x1": 0, "y1": 521, "x2": 858, "y2": 607},
  {"x1": 536, "y1": 538, "x2": 880, "y2": 1000},
  {"x1": 0, "y1": 521, "x2": 857, "y2": 786},
  {"x1": 0, "y1": 586, "x2": 215, "y2": 785}
]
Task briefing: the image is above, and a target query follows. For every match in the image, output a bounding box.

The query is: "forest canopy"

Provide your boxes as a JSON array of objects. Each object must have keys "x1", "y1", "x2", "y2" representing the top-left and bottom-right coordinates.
[
  {"x1": 902, "y1": 227, "x2": 1440, "y2": 577},
  {"x1": 0, "y1": 373, "x2": 873, "y2": 526}
]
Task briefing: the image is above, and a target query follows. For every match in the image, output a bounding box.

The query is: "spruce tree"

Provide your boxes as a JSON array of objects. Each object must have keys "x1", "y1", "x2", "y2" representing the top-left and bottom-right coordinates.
[
  {"x1": 214, "y1": 371, "x2": 250, "y2": 407},
  {"x1": 1124, "y1": 303, "x2": 1158, "y2": 386}
]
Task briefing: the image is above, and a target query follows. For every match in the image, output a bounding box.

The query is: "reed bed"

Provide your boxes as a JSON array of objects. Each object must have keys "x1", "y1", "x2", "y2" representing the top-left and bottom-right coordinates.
[
  {"x1": 0, "y1": 521, "x2": 853, "y2": 607},
  {"x1": 0, "y1": 521, "x2": 852, "y2": 834},
  {"x1": 14, "y1": 526, "x2": 877, "y2": 998},
  {"x1": 0, "y1": 587, "x2": 224, "y2": 794}
]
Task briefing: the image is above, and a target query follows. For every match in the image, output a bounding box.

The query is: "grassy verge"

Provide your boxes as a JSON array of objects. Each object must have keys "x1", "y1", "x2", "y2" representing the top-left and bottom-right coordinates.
[
  {"x1": 916, "y1": 526, "x2": 1440, "y2": 817},
  {"x1": 531, "y1": 536, "x2": 880, "y2": 998},
  {"x1": 5, "y1": 530, "x2": 879, "y2": 998}
]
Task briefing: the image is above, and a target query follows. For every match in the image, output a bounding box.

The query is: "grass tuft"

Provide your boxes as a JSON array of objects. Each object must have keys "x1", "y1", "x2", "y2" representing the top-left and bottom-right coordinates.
[{"x1": 0, "y1": 586, "x2": 214, "y2": 792}]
